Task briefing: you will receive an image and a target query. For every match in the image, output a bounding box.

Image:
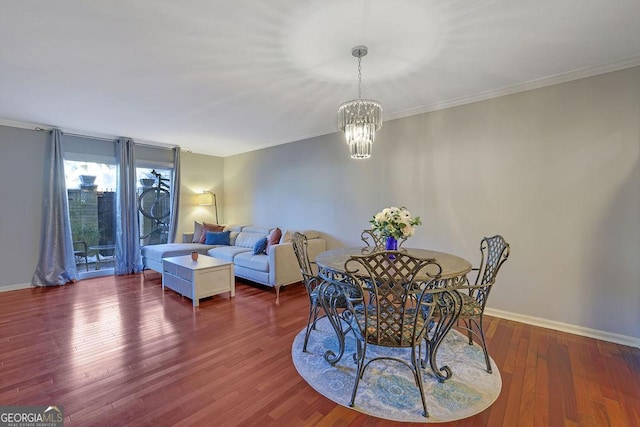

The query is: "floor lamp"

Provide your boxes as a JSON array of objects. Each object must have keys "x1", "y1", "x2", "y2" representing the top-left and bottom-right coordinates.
[{"x1": 198, "y1": 191, "x2": 219, "y2": 224}]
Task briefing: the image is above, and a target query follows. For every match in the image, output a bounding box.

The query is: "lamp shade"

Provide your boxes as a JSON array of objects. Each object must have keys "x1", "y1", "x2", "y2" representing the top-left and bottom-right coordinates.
[{"x1": 198, "y1": 191, "x2": 214, "y2": 206}]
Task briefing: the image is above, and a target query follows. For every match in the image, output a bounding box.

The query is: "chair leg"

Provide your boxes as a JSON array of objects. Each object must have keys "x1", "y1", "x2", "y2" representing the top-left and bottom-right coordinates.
[
  {"x1": 349, "y1": 340, "x2": 366, "y2": 408},
  {"x1": 311, "y1": 305, "x2": 320, "y2": 330},
  {"x1": 466, "y1": 319, "x2": 474, "y2": 345},
  {"x1": 412, "y1": 346, "x2": 429, "y2": 417},
  {"x1": 478, "y1": 316, "x2": 492, "y2": 373},
  {"x1": 420, "y1": 337, "x2": 427, "y2": 369},
  {"x1": 303, "y1": 304, "x2": 317, "y2": 352}
]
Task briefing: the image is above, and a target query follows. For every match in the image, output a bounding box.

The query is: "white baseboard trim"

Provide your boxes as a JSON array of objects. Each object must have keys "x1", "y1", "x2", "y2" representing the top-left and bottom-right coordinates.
[
  {"x1": 0, "y1": 282, "x2": 33, "y2": 293},
  {"x1": 484, "y1": 308, "x2": 640, "y2": 349}
]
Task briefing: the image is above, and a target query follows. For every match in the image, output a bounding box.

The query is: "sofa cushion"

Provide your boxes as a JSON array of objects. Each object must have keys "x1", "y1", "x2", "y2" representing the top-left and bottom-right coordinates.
[
  {"x1": 242, "y1": 225, "x2": 273, "y2": 235},
  {"x1": 233, "y1": 252, "x2": 269, "y2": 273},
  {"x1": 142, "y1": 243, "x2": 215, "y2": 260},
  {"x1": 207, "y1": 246, "x2": 251, "y2": 262},
  {"x1": 205, "y1": 230, "x2": 231, "y2": 245},
  {"x1": 235, "y1": 231, "x2": 267, "y2": 249},
  {"x1": 253, "y1": 237, "x2": 268, "y2": 255},
  {"x1": 229, "y1": 231, "x2": 240, "y2": 246}
]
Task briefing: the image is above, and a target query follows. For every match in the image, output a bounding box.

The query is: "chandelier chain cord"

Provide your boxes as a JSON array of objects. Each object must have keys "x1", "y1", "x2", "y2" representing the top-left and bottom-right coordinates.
[{"x1": 357, "y1": 56, "x2": 362, "y2": 100}]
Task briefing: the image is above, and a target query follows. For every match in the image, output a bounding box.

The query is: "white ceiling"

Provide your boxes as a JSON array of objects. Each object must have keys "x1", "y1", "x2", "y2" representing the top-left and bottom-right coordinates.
[{"x1": 1, "y1": 1, "x2": 640, "y2": 157}]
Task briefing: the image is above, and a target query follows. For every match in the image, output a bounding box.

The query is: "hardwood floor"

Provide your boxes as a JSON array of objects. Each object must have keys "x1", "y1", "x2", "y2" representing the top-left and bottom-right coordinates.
[{"x1": 1, "y1": 273, "x2": 638, "y2": 426}]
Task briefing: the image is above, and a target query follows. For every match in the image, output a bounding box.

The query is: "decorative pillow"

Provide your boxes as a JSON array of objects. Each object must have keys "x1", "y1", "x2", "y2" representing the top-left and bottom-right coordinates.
[
  {"x1": 199, "y1": 222, "x2": 225, "y2": 243},
  {"x1": 266, "y1": 227, "x2": 282, "y2": 254},
  {"x1": 192, "y1": 221, "x2": 204, "y2": 243},
  {"x1": 204, "y1": 230, "x2": 231, "y2": 245},
  {"x1": 253, "y1": 237, "x2": 268, "y2": 255}
]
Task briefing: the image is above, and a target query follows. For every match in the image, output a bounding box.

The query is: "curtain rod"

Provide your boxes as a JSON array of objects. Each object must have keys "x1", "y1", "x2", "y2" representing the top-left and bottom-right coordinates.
[{"x1": 35, "y1": 127, "x2": 177, "y2": 150}]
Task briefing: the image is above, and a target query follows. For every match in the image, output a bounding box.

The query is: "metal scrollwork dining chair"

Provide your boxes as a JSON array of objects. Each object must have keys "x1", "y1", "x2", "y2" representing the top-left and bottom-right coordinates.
[
  {"x1": 342, "y1": 251, "x2": 456, "y2": 418},
  {"x1": 456, "y1": 235, "x2": 510, "y2": 373},
  {"x1": 292, "y1": 232, "x2": 348, "y2": 353}
]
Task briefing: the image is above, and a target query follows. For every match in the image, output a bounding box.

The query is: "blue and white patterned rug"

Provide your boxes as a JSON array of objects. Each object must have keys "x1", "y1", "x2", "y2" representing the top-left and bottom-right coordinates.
[{"x1": 292, "y1": 316, "x2": 501, "y2": 422}]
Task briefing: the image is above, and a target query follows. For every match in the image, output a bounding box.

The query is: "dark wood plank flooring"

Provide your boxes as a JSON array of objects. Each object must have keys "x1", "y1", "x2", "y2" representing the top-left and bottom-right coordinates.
[{"x1": 1, "y1": 273, "x2": 638, "y2": 426}]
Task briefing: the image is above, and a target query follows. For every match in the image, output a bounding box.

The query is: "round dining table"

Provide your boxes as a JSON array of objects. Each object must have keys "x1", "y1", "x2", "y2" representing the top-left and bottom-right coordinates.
[{"x1": 315, "y1": 246, "x2": 472, "y2": 382}]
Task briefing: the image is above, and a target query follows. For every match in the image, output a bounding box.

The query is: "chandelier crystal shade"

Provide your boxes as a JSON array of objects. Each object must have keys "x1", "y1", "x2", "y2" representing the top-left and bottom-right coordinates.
[{"x1": 337, "y1": 46, "x2": 382, "y2": 159}]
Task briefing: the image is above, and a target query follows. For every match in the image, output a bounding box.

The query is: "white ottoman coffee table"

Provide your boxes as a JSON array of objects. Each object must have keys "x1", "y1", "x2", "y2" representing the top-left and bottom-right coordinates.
[{"x1": 162, "y1": 255, "x2": 235, "y2": 307}]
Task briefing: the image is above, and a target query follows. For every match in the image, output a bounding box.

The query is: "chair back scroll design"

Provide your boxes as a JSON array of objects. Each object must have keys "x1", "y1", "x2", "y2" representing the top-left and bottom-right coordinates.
[{"x1": 341, "y1": 251, "x2": 454, "y2": 418}]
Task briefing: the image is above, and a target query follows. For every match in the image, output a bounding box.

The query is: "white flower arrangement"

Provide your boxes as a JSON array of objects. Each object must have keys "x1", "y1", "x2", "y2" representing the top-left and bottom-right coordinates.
[{"x1": 370, "y1": 206, "x2": 422, "y2": 240}]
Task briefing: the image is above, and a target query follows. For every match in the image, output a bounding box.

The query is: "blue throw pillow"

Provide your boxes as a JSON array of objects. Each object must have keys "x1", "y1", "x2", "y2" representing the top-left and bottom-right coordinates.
[
  {"x1": 204, "y1": 230, "x2": 231, "y2": 245},
  {"x1": 253, "y1": 237, "x2": 268, "y2": 255}
]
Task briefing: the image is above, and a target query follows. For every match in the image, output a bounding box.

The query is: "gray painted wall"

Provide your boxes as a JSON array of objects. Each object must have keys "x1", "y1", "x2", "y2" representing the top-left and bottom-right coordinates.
[{"x1": 223, "y1": 67, "x2": 640, "y2": 340}]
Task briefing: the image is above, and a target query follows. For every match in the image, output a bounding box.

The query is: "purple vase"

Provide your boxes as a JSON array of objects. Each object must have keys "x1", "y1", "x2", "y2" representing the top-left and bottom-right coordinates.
[{"x1": 385, "y1": 236, "x2": 398, "y2": 251}]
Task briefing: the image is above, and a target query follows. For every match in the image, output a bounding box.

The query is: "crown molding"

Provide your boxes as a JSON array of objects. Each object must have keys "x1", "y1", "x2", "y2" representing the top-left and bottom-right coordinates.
[
  {"x1": 0, "y1": 118, "x2": 176, "y2": 150},
  {"x1": 385, "y1": 56, "x2": 640, "y2": 121}
]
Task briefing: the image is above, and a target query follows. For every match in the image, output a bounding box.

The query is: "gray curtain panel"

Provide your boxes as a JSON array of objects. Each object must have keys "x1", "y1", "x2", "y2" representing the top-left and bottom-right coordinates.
[
  {"x1": 167, "y1": 146, "x2": 181, "y2": 243},
  {"x1": 114, "y1": 137, "x2": 142, "y2": 274},
  {"x1": 32, "y1": 129, "x2": 78, "y2": 286}
]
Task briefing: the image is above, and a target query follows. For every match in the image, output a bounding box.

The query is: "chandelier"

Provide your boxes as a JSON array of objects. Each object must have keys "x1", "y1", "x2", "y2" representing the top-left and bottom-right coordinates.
[{"x1": 337, "y1": 46, "x2": 382, "y2": 159}]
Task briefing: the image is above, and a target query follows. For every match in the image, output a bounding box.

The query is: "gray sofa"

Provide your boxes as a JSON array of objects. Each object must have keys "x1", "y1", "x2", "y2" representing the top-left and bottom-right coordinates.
[{"x1": 141, "y1": 225, "x2": 326, "y2": 303}]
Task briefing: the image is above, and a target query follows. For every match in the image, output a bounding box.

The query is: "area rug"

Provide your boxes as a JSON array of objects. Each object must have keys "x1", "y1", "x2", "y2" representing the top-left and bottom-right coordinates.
[{"x1": 292, "y1": 317, "x2": 501, "y2": 423}]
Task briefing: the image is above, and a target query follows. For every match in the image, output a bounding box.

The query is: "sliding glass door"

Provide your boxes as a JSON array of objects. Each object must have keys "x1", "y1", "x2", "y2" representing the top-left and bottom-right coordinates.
[
  {"x1": 62, "y1": 135, "x2": 176, "y2": 278},
  {"x1": 65, "y1": 159, "x2": 117, "y2": 276}
]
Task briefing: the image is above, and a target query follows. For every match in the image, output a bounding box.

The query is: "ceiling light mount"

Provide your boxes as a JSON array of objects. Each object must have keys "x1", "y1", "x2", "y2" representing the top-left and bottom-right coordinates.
[
  {"x1": 337, "y1": 45, "x2": 382, "y2": 159},
  {"x1": 351, "y1": 45, "x2": 368, "y2": 58}
]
